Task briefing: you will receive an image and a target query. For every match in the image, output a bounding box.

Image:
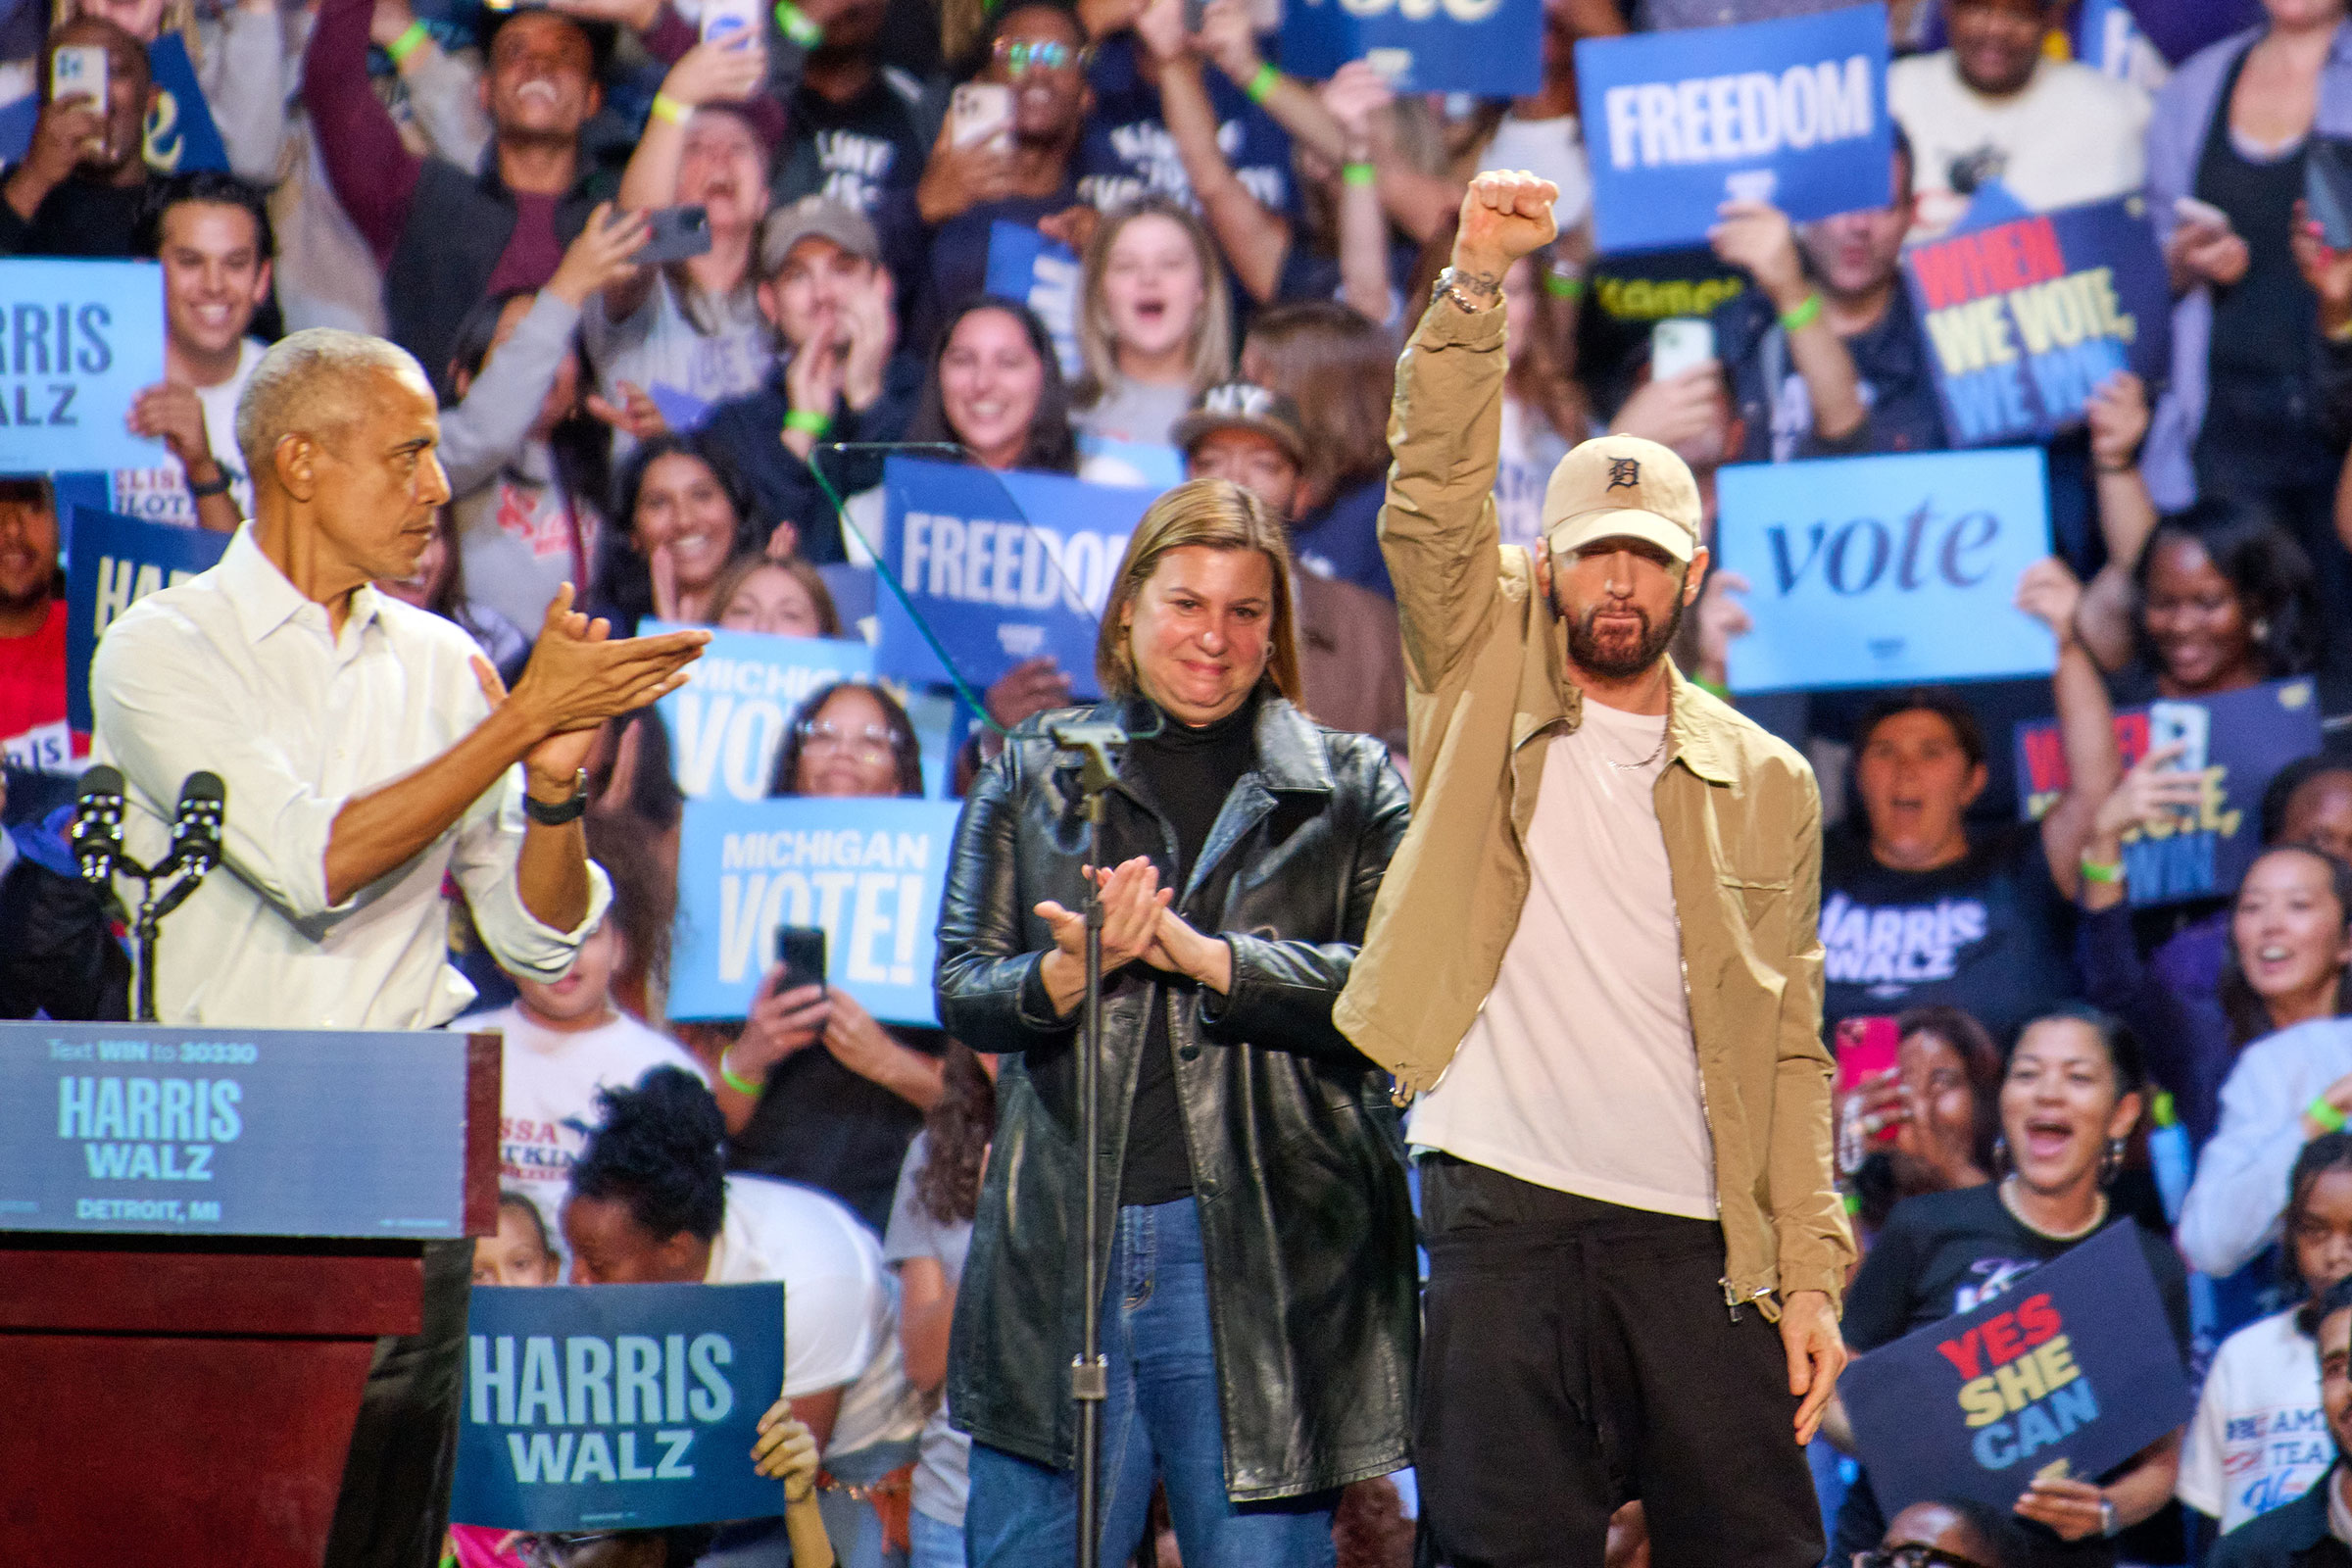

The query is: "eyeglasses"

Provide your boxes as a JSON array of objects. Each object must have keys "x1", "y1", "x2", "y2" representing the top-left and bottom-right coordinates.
[
  {"x1": 519, "y1": 1535, "x2": 627, "y2": 1568},
  {"x1": 991, "y1": 36, "x2": 1079, "y2": 74},
  {"x1": 1854, "y1": 1545, "x2": 1992, "y2": 1568},
  {"x1": 799, "y1": 719, "x2": 898, "y2": 761}
]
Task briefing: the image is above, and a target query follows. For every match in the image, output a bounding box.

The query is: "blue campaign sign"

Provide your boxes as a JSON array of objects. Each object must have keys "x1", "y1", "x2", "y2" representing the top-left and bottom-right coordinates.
[
  {"x1": 452, "y1": 1282, "x2": 788, "y2": 1532},
  {"x1": 874, "y1": 456, "x2": 1152, "y2": 698},
  {"x1": 63, "y1": 504, "x2": 227, "y2": 731},
  {"x1": 984, "y1": 220, "x2": 1082, "y2": 378},
  {"x1": 1903, "y1": 196, "x2": 2172, "y2": 446},
  {"x1": 1719, "y1": 448, "x2": 2055, "y2": 693},
  {"x1": 1576, "y1": 4, "x2": 1891, "y2": 255},
  {"x1": 143, "y1": 34, "x2": 230, "y2": 174},
  {"x1": 668, "y1": 795, "x2": 963, "y2": 1025},
  {"x1": 0, "y1": 1020, "x2": 472, "y2": 1237},
  {"x1": 0, "y1": 258, "x2": 167, "y2": 473},
  {"x1": 1280, "y1": 0, "x2": 1543, "y2": 96},
  {"x1": 1842, "y1": 1224, "x2": 2191, "y2": 1518},
  {"x1": 649, "y1": 622, "x2": 880, "y2": 802},
  {"x1": 2015, "y1": 678, "x2": 2323, "y2": 907}
]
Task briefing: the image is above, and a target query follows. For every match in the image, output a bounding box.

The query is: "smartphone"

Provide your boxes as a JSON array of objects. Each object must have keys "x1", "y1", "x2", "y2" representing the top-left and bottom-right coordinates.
[
  {"x1": 2147, "y1": 700, "x2": 2211, "y2": 776},
  {"x1": 1182, "y1": 0, "x2": 1207, "y2": 31},
  {"x1": 632, "y1": 204, "x2": 712, "y2": 265},
  {"x1": 775, "y1": 925, "x2": 828, "y2": 997},
  {"x1": 2174, "y1": 195, "x2": 2233, "y2": 232},
  {"x1": 950, "y1": 81, "x2": 1012, "y2": 153},
  {"x1": 2309, "y1": 141, "x2": 2352, "y2": 250},
  {"x1": 700, "y1": 0, "x2": 761, "y2": 43},
  {"x1": 51, "y1": 44, "x2": 106, "y2": 110},
  {"x1": 1835, "y1": 1016, "x2": 1902, "y2": 1145},
  {"x1": 1651, "y1": 318, "x2": 1715, "y2": 381}
]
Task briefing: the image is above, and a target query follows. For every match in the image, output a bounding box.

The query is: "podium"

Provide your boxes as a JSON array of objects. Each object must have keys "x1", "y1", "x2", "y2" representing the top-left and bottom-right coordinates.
[{"x1": 0, "y1": 1022, "x2": 500, "y2": 1566}]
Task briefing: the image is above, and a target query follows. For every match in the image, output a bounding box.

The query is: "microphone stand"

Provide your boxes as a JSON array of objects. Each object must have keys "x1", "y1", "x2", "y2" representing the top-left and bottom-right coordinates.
[{"x1": 123, "y1": 857, "x2": 213, "y2": 1024}]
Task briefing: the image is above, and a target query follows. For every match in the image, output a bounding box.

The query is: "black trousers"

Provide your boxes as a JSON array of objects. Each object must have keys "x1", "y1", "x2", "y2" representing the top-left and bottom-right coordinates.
[
  {"x1": 323, "y1": 1240, "x2": 472, "y2": 1568},
  {"x1": 1413, "y1": 1157, "x2": 1824, "y2": 1568}
]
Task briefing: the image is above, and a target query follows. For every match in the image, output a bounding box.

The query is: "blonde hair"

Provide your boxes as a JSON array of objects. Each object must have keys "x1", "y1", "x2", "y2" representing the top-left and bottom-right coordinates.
[
  {"x1": 706, "y1": 552, "x2": 841, "y2": 636},
  {"x1": 1074, "y1": 196, "x2": 1232, "y2": 410},
  {"x1": 1094, "y1": 477, "x2": 1299, "y2": 704}
]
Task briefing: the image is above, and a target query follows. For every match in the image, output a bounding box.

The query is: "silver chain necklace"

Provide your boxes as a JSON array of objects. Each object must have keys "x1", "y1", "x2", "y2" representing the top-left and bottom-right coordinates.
[{"x1": 1600, "y1": 691, "x2": 1672, "y2": 771}]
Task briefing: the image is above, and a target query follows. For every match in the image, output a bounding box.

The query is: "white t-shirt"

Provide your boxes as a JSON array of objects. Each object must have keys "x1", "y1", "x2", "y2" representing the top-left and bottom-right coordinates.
[
  {"x1": 707, "y1": 1173, "x2": 925, "y2": 1458},
  {"x1": 1408, "y1": 700, "x2": 1718, "y2": 1218},
  {"x1": 581, "y1": 272, "x2": 775, "y2": 452},
  {"x1": 1889, "y1": 54, "x2": 2152, "y2": 240},
  {"x1": 110, "y1": 338, "x2": 265, "y2": 527},
  {"x1": 2178, "y1": 1308, "x2": 2331, "y2": 1534},
  {"x1": 1494, "y1": 395, "x2": 1572, "y2": 553},
  {"x1": 457, "y1": 1002, "x2": 709, "y2": 1248}
]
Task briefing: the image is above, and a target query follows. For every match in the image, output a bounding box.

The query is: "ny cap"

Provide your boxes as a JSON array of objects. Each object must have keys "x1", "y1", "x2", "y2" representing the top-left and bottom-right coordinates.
[
  {"x1": 1171, "y1": 381, "x2": 1306, "y2": 466},
  {"x1": 1540, "y1": 434, "x2": 1703, "y2": 564}
]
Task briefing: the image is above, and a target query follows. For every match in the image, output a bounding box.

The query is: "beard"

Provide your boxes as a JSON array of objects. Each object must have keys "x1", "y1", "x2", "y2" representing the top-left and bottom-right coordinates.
[{"x1": 1563, "y1": 589, "x2": 1687, "y2": 680}]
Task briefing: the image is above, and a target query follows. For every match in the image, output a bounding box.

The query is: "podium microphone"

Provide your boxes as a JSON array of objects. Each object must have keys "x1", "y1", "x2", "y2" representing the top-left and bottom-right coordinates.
[
  {"x1": 165, "y1": 771, "x2": 226, "y2": 879},
  {"x1": 70, "y1": 764, "x2": 126, "y2": 886}
]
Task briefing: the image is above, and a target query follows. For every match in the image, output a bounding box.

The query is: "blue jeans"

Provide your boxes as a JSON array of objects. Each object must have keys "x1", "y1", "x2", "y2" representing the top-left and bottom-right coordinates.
[
  {"x1": 908, "y1": 1508, "x2": 966, "y2": 1568},
  {"x1": 964, "y1": 1198, "x2": 1338, "y2": 1568}
]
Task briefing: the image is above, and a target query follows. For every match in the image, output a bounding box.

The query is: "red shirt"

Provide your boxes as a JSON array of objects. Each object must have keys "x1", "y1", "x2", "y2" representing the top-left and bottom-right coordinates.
[{"x1": 0, "y1": 600, "x2": 81, "y2": 774}]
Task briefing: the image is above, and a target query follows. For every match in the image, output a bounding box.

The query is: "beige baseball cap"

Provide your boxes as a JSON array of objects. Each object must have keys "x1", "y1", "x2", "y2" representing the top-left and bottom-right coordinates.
[{"x1": 1541, "y1": 433, "x2": 1704, "y2": 564}]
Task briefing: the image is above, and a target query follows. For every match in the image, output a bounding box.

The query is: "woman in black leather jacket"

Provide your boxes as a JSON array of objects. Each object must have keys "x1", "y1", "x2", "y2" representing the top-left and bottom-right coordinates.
[{"x1": 935, "y1": 477, "x2": 1415, "y2": 1568}]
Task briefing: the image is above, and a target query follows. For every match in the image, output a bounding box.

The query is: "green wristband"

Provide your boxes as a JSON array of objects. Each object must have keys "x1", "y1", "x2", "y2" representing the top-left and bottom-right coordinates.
[
  {"x1": 719, "y1": 1048, "x2": 762, "y2": 1098},
  {"x1": 1778, "y1": 291, "x2": 1824, "y2": 333},
  {"x1": 2313, "y1": 1097, "x2": 2349, "y2": 1134},
  {"x1": 1692, "y1": 675, "x2": 1731, "y2": 700},
  {"x1": 2079, "y1": 854, "x2": 2124, "y2": 886},
  {"x1": 1244, "y1": 61, "x2": 1280, "y2": 104},
  {"x1": 385, "y1": 18, "x2": 429, "y2": 63},
  {"x1": 784, "y1": 408, "x2": 831, "y2": 436},
  {"x1": 1542, "y1": 269, "x2": 1585, "y2": 301},
  {"x1": 774, "y1": 0, "x2": 823, "y2": 46},
  {"x1": 1341, "y1": 161, "x2": 1376, "y2": 188}
]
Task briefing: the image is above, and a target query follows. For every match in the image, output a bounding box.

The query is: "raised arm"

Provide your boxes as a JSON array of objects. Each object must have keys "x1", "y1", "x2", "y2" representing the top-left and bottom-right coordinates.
[
  {"x1": 302, "y1": 0, "x2": 423, "y2": 267},
  {"x1": 1136, "y1": 0, "x2": 1290, "y2": 303},
  {"x1": 1709, "y1": 199, "x2": 1865, "y2": 451},
  {"x1": 371, "y1": 0, "x2": 492, "y2": 172},
  {"x1": 1381, "y1": 171, "x2": 1555, "y2": 694},
  {"x1": 2016, "y1": 560, "x2": 2122, "y2": 900},
  {"x1": 202, "y1": 0, "x2": 296, "y2": 183}
]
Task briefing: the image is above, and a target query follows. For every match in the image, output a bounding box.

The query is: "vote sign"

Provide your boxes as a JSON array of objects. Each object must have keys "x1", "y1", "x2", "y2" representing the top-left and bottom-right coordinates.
[
  {"x1": 1576, "y1": 4, "x2": 1891, "y2": 254},
  {"x1": 1902, "y1": 196, "x2": 2172, "y2": 446},
  {"x1": 648, "y1": 622, "x2": 882, "y2": 803},
  {"x1": 668, "y1": 795, "x2": 962, "y2": 1025},
  {"x1": 1718, "y1": 447, "x2": 2055, "y2": 692},
  {"x1": 1841, "y1": 1224, "x2": 2191, "y2": 1518},
  {"x1": 0, "y1": 1020, "x2": 477, "y2": 1237},
  {"x1": 2015, "y1": 678, "x2": 2322, "y2": 906},
  {"x1": 453, "y1": 1282, "x2": 787, "y2": 1532},
  {"x1": 875, "y1": 457, "x2": 1152, "y2": 698},
  {"x1": 0, "y1": 259, "x2": 166, "y2": 473},
  {"x1": 63, "y1": 504, "x2": 227, "y2": 732},
  {"x1": 1279, "y1": 0, "x2": 1544, "y2": 96}
]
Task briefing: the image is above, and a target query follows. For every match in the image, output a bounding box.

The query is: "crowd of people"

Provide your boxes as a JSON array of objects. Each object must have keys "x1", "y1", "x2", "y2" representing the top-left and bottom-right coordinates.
[{"x1": 14, "y1": 0, "x2": 2352, "y2": 1563}]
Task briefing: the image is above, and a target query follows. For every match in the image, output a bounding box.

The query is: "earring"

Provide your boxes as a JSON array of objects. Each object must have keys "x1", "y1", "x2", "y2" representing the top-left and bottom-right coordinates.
[
  {"x1": 1991, "y1": 1135, "x2": 2010, "y2": 1176},
  {"x1": 2099, "y1": 1137, "x2": 2125, "y2": 1186},
  {"x1": 2254, "y1": 617, "x2": 2273, "y2": 641}
]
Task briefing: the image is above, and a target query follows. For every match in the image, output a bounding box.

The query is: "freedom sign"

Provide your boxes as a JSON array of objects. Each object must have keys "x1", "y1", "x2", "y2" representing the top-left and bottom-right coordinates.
[
  {"x1": 0, "y1": 1020, "x2": 475, "y2": 1237},
  {"x1": 0, "y1": 259, "x2": 166, "y2": 473},
  {"x1": 1842, "y1": 1224, "x2": 2191, "y2": 1518},
  {"x1": 2015, "y1": 678, "x2": 2322, "y2": 907},
  {"x1": 875, "y1": 456, "x2": 1152, "y2": 698},
  {"x1": 1576, "y1": 4, "x2": 1890, "y2": 254},
  {"x1": 1903, "y1": 196, "x2": 2171, "y2": 446},
  {"x1": 669, "y1": 795, "x2": 961, "y2": 1025},
  {"x1": 63, "y1": 504, "x2": 227, "y2": 731},
  {"x1": 1718, "y1": 448, "x2": 2054, "y2": 692},
  {"x1": 453, "y1": 1282, "x2": 787, "y2": 1532},
  {"x1": 984, "y1": 220, "x2": 1082, "y2": 377},
  {"x1": 1279, "y1": 0, "x2": 1544, "y2": 97}
]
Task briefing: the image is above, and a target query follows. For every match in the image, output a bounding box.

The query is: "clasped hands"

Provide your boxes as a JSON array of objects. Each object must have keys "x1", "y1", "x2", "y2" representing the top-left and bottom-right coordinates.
[{"x1": 1034, "y1": 857, "x2": 1231, "y2": 1014}]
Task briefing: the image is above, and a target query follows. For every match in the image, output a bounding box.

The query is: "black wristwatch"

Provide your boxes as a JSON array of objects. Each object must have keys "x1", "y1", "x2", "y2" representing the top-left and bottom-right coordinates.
[
  {"x1": 523, "y1": 769, "x2": 590, "y2": 826},
  {"x1": 185, "y1": 469, "x2": 233, "y2": 498}
]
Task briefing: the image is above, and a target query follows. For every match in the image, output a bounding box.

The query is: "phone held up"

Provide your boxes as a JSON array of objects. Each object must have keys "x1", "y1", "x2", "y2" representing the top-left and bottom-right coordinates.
[{"x1": 775, "y1": 925, "x2": 828, "y2": 999}]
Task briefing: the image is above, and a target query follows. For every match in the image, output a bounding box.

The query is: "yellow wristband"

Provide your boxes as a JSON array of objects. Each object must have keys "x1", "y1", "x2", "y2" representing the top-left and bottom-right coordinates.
[
  {"x1": 650, "y1": 92, "x2": 692, "y2": 128},
  {"x1": 385, "y1": 19, "x2": 429, "y2": 64}
]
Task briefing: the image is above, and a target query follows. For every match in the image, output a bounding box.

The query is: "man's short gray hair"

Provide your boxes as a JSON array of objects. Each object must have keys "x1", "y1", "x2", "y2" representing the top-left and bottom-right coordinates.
[{"x1": 235, "y1": 328, "x2": 431, "y2": 486}]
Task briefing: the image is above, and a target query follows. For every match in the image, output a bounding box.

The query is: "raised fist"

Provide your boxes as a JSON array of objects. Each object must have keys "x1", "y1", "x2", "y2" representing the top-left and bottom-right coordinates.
[{"x1": 1452, "y1": 170, "x2": 1559, "y2": 282}]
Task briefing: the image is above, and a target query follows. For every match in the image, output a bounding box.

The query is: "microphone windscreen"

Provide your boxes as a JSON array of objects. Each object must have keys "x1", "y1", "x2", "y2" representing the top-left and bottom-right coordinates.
[
  {"x1": 179, "y1": 771, "x2": 226, "y2": 808},
  {"x1": 77, "y1": 763, "x2": 124, "y2": 802}
]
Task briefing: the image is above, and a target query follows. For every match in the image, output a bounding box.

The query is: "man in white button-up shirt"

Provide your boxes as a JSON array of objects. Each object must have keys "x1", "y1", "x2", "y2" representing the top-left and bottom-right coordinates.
[{"x1": 89, "y1": 326, "x2": 708, "y2": 1568}]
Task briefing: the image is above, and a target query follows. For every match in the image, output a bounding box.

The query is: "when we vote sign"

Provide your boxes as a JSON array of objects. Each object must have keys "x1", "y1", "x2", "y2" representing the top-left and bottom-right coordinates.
[
  {"x1": 0, "y1": 259, "x2": 166, "y2": 473},
  {"x1": 875, "y1": 457, "x2": 1153, "y2": 697},
  {"x1": 63, "y1": 504, "x2": 226, "y2": 731},
  {"x1": 1842, "y1": 1225, "x2": 2191, "y2": 1518},
  {"x1": 1719, "y1": 448, "x2": 2054, "y2": 693},
  {"x1": 453, "y1": 1282, "x2": 787, "y2": 1532},
  {"x1": 1903, "y1": 196, "x2": 2171, "y2": 446},
  {"x1": 669, "y1": 795, "x2": 961, "y2": 1025},
  {"x1": 2015, "y1": 679, "x2": 2321, "y2": 906},
  {"x1": 1280, "y1": 0, "x2": 1544, "y2": 96},
  {"x1": 1576, "y1": 5, "x2": 1890, "y2": 254}
]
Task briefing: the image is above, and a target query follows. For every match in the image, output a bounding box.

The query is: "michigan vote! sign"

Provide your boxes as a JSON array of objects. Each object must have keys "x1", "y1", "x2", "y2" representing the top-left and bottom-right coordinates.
[
  {"x1": 1717, "y1": 447, "x2": 2055, "y2": 692},
  {"x1": 1576, "y1": 4, "x2": 1890, "y2": 253},
  {"x1": 452, "y1": 1282, "x2": 787, "y2": 1532},
  {"x1": 1902, "y1": 196, "x2": 2172, "y2": 446},
  {"x1": 1841, "y1": 1225, "x2": 2191, "y2": 1518}
]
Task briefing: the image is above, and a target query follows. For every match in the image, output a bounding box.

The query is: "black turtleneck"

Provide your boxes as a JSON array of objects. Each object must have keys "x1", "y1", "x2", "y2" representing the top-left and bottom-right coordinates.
[{"x1": 1114, "y1": 690, "x2": 1259, "y2": 1207}]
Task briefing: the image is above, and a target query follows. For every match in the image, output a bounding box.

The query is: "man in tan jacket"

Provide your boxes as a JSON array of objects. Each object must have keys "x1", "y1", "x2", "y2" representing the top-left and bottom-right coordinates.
[{"x1": 1334, "y1": 172, "x2": 1851, "y2": 1568}]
